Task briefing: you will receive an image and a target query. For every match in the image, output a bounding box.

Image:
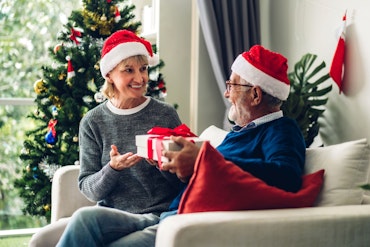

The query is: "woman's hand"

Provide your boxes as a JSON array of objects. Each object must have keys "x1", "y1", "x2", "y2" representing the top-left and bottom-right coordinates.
[{"x1": 109, "y1": 144, "x2": 142, "y2": 171}]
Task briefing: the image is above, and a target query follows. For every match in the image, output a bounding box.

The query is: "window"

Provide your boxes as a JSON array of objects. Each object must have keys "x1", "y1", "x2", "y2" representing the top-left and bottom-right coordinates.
[{"x1": 0, "y1": 0, "x2": 80, "y2": 235}]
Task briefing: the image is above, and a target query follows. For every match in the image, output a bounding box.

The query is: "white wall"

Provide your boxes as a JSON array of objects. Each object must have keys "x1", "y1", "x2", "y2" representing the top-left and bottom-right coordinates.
[
  {"x1": 132, "y1": 0, "x2": 223, "y2": 135},
  {"x1": 261, "y1": 0, "x2": 370, "y2": 145},
  {"x1": 157, "y1": 0, "x2": 192, "y2": 128},
  {"x1": 134, "y1": 0, "x2": 370, "y2": 143}
]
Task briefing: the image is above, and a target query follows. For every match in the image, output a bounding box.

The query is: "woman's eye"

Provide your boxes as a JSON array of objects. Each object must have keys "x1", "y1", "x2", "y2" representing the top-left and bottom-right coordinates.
[
  {"x1": 124, "y1": 68, "x2": 133, "y2": 73},
  {"x1": 140, "y1": 66, "x2": 149, "y2": 72}
]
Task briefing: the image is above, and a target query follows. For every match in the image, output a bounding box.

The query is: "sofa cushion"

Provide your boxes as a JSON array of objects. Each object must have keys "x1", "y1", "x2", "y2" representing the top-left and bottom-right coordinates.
[
  {"x1": 178, "y1": 141, "x2": 324, "y2": 214},
  {"x1": 305, "y1": 138, "x2": 370, "y2": 206}
]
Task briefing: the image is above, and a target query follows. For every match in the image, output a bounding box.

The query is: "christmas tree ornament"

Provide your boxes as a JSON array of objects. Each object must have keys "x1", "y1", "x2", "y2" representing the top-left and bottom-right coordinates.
[
  {"x1": 73, "y1": 136, "x2": 78, "y2": 142},
  {"x1": 34, "y1": 79, "x2": 46, "y2": 94},
  {"x1": 45, "y1": 119, "x2": 58, "y2": 145},
  {"x1": 39, "y1": 158, "x2": 61, "y2": 181},
  {"x1": 146, "y1": 73, "x2": 167, "y2": 100},
  {"x1": 32, "y1": 166, "x2": 39, "y2": 179},
  {"x1": 100, "y1": 14, "x2": 107, "y2": 21},
  {"x1": 69, "y1": 27, "x2": 82, "y2": 45},
  {"x1": 114, "y1": 6, "x2": 121, "y2": 23},
  {"x1": 77, "y1": 67, "x2": 86, "y2": 73},
  {"x1": 43, "y1": 204, "x2": 50, "y2": 211},
  {"x1": 53, "y1": 43, "x2": 63, "y2": 54},
  {"x1": 51, "y1": 106, "x2": 58, "y2": 117},
  {"x1": 51, "y1": 62, "x2": 58, "y2": 69},
  {"x1": 82, "y1": 95, "x2": 93, "y2": 103},
  {"x1": 66, "y1": 56, "x2": 75, "y2": 79},
  {"x1": 159, "y1": 90, "x2": 167, "y2": 99},
  {"x1": 49, "y1": 95, "x2": 62, "y2": 108},
  {"x1": 58, "y1": 72, "x2": 66, "y2": 80},
  {"x1": 94, "y1": 91, "x2": 106, "y2": 103}
]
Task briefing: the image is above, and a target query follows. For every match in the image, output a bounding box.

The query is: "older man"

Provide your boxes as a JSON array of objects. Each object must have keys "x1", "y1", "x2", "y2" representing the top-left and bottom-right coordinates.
[{"x1": 161, "y1": 45, "x2": 306, "y2": 211}]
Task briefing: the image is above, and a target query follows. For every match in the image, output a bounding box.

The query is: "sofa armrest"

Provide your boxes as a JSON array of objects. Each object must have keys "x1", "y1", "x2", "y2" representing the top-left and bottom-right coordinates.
[
  {"x1": 156, "y1": 205, "x2": 370, "y2": 247},
  {"x1": 51, "y1": 165, "x2": 96, "y2": 223},
  {"x1": 199, "y1": 125, "x2": 228, "y2": 147}
]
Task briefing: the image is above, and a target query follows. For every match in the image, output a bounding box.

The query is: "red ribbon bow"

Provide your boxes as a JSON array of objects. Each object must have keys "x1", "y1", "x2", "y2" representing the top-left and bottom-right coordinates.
[
  {"x1": 146, "y1": 124, "x2": 197, "y2": 168},
  {"x1": 147, "y1": 124, "x2": 197, "y2": 137},
  {"x1": 48, "y1": 119, "x2": 58, "y2": 137},
  {"x1": 70, "y1": 28, "x2": 82, "y2": 45}
]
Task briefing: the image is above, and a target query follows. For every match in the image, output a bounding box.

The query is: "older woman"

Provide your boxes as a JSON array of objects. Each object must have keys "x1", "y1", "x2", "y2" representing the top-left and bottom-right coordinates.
[{"x1": 52, "y1": 30, "x2": 183, "y2": 247}]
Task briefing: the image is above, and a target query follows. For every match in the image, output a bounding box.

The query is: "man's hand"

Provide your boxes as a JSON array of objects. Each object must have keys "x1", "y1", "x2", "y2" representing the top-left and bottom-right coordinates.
[
  {"x1": 161, "y1": 136, "x2": 200, "y2": 182},
  {"x1": 109, "y1": 144, "x2": 142, "y2": 171}
]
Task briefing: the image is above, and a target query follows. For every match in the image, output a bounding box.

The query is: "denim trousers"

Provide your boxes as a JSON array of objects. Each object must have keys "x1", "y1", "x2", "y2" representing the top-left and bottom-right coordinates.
[{"x1": 56, "y1": 206, "x2": 160, "y2": 247}]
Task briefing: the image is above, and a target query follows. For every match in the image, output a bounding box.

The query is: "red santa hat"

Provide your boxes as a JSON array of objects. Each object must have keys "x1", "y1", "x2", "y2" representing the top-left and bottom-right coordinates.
[
  {"x1": 66, "y1": 56, "x2": 75, "y2": 79},
  {"x1": 100, "y1": 30, "x2": 159, "y2": 78},
  {"x1": 231, "y1": 45, "x2": 290, "y2": 101}
]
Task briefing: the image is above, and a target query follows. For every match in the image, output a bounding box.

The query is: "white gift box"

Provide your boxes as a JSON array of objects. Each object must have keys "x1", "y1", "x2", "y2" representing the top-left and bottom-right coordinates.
[{"x1": 135, "y1": 134, "x2": 205, "y2": 163}]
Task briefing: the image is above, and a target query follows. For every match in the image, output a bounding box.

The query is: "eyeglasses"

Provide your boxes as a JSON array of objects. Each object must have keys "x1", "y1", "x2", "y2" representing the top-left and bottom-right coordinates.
[{"x1": 225, "y1": 80, "x2": 253, "y2": 93}]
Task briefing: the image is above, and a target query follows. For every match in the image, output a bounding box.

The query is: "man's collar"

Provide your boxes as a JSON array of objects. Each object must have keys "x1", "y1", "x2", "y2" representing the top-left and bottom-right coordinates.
[{"x1": 232, "y1": 110, "x2": 283, "y2": 132}]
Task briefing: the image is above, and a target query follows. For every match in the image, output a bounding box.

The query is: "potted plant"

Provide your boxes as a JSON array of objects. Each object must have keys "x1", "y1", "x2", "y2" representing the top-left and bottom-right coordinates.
[{"x1": 282, "y1": 53, "x2": 332, "y2": 147}]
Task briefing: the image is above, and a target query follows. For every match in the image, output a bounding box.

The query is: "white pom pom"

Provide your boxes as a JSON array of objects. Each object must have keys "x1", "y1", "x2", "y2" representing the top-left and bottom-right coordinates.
[{"x1": 148, "y1": 53, "x2": 160, "y2": 66}]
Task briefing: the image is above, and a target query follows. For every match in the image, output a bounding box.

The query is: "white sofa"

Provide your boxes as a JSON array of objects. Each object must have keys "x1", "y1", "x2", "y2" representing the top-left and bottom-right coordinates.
[{"x1": 50, "y1": 125, "x2": 370, "y2": 247}]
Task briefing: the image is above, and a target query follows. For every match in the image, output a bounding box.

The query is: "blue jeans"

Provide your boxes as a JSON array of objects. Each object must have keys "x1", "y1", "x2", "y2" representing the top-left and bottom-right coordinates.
[{"x1": 56, "y1": 206, "x2": 160, "y2": 247}]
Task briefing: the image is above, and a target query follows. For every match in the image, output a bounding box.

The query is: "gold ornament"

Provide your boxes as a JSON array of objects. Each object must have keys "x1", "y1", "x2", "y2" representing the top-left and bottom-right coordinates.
[
  {"x1": 46, "y1": 143, "x2": 54, "y2": 148},
  {"x1": 67, "y1": 79, "x2": 73, "y2": 87},
  {"x1": 73, "y1": 136, "x2": 78, "y2": 142},
  {"x1": 59, "y1": 72, "x2": 66, "y2": 80},
  {"x1": 34, "y1": 79, "x2": 46, "y2": 94},
  {"x1": 82, "y1": 9, "x2": 114, "y2": 36},
  {"x1": 49, "y1": 95, "x2": 62, "y2": 108},
  {"x1": 43, "y1": 204, "x2": 50, "y2": 211}
]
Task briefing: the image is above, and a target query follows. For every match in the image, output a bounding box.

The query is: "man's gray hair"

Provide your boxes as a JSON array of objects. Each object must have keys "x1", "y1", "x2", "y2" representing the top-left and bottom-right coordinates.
[{"x1": 240, "y1": 77, "x2": 283, "y2": 107}]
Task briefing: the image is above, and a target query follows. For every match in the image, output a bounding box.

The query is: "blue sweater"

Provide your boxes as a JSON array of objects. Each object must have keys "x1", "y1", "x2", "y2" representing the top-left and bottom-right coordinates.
[
  {"x1": 217, "y1": 116, "x2": 305, "y2": 192},
  {"x1": 168, "y1": 116, "x2": 306, "y2": 211}
]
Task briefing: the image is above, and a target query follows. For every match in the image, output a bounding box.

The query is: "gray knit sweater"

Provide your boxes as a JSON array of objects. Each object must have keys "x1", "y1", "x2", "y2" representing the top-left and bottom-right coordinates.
[{"x1": 78, "y1": 97, "x2": 183, "y2": 215}]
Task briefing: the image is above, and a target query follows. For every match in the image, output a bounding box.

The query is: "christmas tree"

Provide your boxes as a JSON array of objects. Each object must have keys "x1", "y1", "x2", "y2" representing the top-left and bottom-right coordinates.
[{"x1": 15, "y1": 0, "x2": 167, "y2": 221}]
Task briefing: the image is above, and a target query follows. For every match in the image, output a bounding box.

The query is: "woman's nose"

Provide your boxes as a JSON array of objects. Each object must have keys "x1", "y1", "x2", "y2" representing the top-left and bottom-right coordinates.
[{"x1": 133, "y1": 70, "x2": 144, "y2": 82}]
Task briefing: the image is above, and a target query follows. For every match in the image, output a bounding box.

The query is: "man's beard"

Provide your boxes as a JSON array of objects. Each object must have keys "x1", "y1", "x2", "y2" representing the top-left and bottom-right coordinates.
[{"x1": 228, "y1": 105, "x2": 237, "y2": 123}]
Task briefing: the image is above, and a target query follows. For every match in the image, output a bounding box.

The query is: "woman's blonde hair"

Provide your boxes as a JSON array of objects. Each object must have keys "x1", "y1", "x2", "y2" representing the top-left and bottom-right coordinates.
[{"x1": 101, "y1": 55, "x2": 148, "y2": 99}]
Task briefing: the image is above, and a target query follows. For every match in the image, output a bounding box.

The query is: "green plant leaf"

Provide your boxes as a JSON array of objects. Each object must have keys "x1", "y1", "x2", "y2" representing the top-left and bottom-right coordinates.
[{"x1": 282, "y1": 53, "x2": 332, "y2": 147}]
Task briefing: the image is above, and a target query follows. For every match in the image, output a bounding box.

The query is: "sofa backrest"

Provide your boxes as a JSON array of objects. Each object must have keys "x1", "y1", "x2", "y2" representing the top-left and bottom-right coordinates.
[{"x1": 305, "y1": 138, "x2": 370, "y2": 206}]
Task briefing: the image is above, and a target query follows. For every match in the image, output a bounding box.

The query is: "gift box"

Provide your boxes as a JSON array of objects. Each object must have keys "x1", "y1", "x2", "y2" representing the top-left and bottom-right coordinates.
[
  {"x1": 135, "y1": 124, "x2": 204, "y2": 168},
  {"x1": 135, "y1": 135, "x2": 204, "y2": 163}
]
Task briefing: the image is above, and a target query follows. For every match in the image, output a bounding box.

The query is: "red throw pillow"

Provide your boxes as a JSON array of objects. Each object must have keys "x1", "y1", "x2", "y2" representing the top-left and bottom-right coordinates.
[{"x1": 178, "y1": 141, "x2": 324, "y2": 214}]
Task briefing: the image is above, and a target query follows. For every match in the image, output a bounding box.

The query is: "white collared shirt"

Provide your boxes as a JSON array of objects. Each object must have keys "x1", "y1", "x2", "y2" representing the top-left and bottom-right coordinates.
[{"x1": 233, "y1": 110, "x2": 283, "y2": 132}]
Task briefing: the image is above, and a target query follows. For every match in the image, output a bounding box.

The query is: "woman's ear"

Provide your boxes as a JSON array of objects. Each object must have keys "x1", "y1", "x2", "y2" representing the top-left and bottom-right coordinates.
[{"x1": 106, "y1": 73, "x2": 113, "y2": 84}]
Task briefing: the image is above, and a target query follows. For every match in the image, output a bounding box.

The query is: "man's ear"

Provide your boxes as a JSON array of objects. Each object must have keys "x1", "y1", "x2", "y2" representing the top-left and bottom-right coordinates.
[{"x1": 251, "y1": 87, "x2": 263, "y2": 105}]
